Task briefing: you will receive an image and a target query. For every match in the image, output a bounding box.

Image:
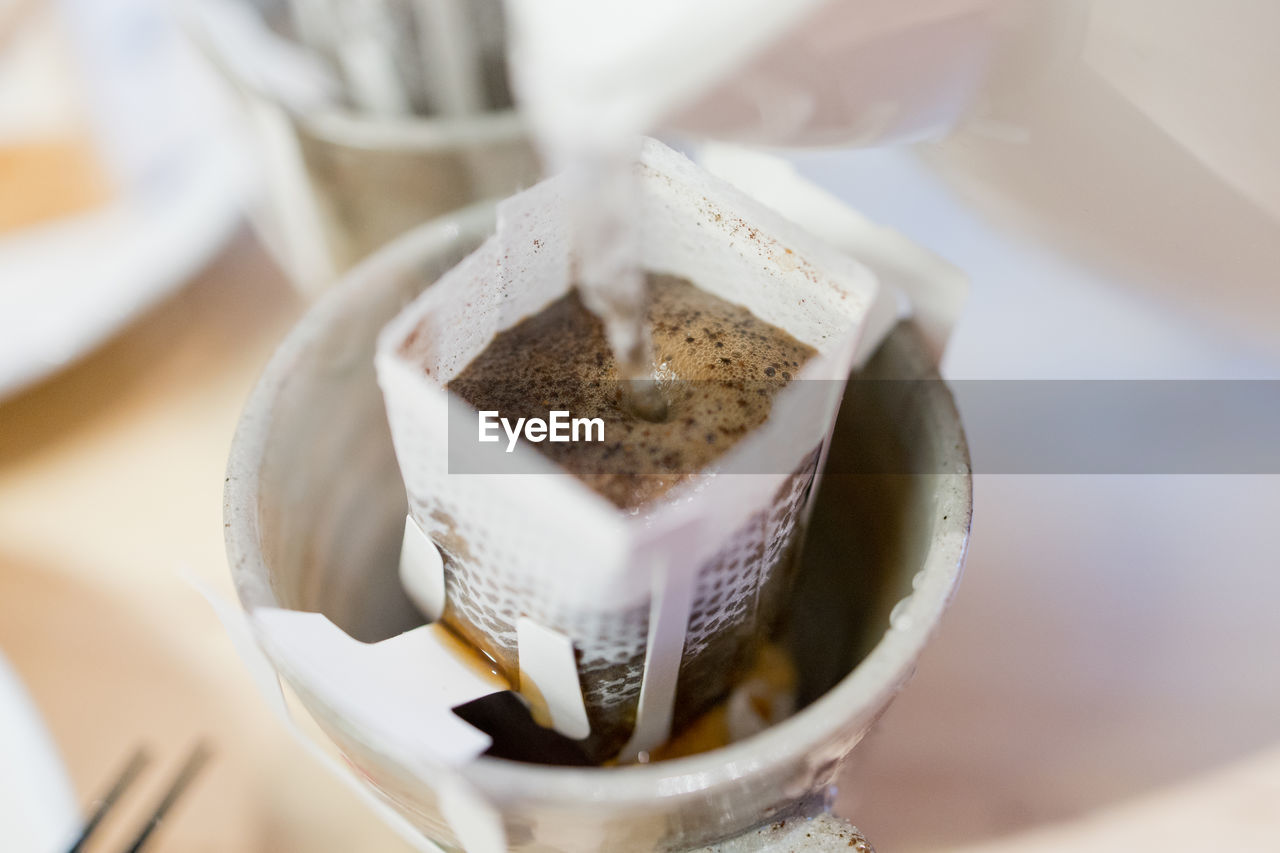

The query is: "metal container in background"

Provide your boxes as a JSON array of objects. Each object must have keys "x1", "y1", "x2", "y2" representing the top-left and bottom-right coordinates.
[
  {"x1": 288, "y1": 108, "x2": 537, "y2": 277},
  {"x1": 184, "y1": 0, "x2": 541, "y2": 291}
]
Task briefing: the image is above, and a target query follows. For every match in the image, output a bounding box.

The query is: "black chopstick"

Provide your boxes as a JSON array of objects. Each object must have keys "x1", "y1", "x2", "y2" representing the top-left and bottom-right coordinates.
[
  {"x1": 119, "y1": 741, "x2": 212, "y2": 853},
  {"x1": 66, "y1": 748, "x2": 151, "y2": 853}
]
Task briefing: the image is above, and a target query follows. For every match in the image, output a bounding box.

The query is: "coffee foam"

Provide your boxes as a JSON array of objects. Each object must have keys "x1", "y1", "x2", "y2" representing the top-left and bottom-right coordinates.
[{"x1": 445, "y1": 275, "x2": 819, "y2": 510}]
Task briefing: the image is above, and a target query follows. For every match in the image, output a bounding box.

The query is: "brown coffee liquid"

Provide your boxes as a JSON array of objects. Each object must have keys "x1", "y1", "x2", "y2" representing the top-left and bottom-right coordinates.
[{"x1": 448, "y1": 274, "x2": 817, "y2": 509}]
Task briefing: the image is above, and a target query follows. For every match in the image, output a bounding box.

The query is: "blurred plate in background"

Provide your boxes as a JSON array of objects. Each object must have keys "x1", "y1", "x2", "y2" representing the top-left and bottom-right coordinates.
[
  {"x1": 0, "y1": 650, "x2": 76, "y2": 853},
  {"x1": 0, "y1": 0, "x2": 248, "y2": 400}
]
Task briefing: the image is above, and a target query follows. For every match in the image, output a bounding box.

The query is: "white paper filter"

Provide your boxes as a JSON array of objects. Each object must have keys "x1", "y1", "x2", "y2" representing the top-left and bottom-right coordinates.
[{"x1": 376, "y1": 138, "x2": 879, "y2": 758}]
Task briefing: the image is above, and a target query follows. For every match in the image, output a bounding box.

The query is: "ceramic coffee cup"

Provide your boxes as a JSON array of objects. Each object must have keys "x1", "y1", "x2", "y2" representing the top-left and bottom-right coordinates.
[{"x1": 224, "y1": 202, "x2": 971, "y2": 851}]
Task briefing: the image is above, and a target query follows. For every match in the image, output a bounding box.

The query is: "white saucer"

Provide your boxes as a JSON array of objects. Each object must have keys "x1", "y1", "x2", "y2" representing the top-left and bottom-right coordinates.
[
  {"x1": 0, "y1": 0, "x2": 249, "y2": 400},
  {"x1": 0, "y1": 651, "x2": 77, "y2": 853}
]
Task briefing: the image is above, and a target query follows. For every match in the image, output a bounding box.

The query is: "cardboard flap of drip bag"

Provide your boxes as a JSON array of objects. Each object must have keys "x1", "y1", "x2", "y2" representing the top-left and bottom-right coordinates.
[
  {"x1": 376, "y1": 137, "x2": 882, "y2": 612},
  {"x1": 191, "y1": 578, "x2": 461, "y2": 852}
]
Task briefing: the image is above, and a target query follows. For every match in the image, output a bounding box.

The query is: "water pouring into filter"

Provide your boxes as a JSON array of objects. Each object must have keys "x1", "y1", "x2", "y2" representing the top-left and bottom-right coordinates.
[
  {"x1": 365, "y1": 0, "x2": 980, "y2": 764},
  {"x1": 269, "y1": 0, "x2": 966, "y2": 767}
]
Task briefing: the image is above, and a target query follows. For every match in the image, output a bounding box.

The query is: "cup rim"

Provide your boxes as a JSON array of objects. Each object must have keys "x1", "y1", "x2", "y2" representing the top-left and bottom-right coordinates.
[{"x1": 224, "y1": 202, "x2": 972, "y2": 806}]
